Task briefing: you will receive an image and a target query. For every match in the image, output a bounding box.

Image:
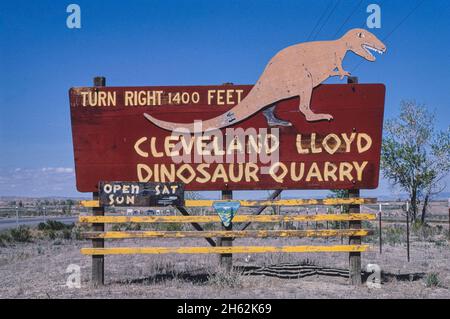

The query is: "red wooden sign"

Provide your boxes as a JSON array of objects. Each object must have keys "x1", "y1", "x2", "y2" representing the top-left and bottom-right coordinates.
[{"x1": 69, "y1": 84, "x2": 385, "y2": 192}]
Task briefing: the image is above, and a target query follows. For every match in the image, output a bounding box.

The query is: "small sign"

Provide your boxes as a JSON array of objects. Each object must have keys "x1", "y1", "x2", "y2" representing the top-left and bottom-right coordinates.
[
  {"x1": 99, "y1": 182, "x2": 184, "y2": 207},
  {"x1": 213, "y1": 201, "x2": 240, "y2": 227}
]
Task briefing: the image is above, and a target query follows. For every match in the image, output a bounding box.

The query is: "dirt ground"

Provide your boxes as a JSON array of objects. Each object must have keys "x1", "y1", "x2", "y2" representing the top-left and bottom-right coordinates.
[{"x1": 1, "y1": 234, "x2": 450, "y2": 299}]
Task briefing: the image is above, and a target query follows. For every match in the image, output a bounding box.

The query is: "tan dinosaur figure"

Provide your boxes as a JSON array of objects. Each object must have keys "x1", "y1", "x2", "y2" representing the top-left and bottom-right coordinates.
[{"x1": 144, "y1": 28, "x2": 386, "y2": 132}]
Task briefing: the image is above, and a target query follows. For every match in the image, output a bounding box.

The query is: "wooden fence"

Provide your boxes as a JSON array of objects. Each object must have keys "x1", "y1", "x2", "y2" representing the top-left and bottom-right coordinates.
[{"x1": 79, "y1": 197, "x2": 376, "y2": 285}]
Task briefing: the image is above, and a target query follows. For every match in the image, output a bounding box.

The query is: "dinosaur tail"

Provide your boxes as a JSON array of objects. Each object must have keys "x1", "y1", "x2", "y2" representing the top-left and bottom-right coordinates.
[{"x1": 143, "y1": 88, "x2": 268, "y2": 133}]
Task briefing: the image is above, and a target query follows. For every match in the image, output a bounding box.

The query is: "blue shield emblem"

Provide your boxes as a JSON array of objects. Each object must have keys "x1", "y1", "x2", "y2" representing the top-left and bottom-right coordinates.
[{"x1": 213, "y1": 201, "x2": 240, "y2": 227}]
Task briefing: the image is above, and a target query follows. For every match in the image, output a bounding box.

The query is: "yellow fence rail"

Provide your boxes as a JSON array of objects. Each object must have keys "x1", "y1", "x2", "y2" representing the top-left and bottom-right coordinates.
[
  {"x1": 79, "y1": 213, "x2": 375, "y2": 224},
  {"x1": 82, "y1": 229, "x2": 373, "y2": 239},
  {"x1": 81, "y1": 245, "x2": 370, "y2": 255},
  {"x1": 80, "y1": 197, "x2": 376, "y2": 208}
]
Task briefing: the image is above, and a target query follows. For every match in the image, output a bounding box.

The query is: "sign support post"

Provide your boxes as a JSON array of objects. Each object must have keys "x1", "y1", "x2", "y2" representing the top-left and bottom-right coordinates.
[
  {"x1": 348, "y1": 188, "x2": 362, "y2": 285},
  {"x1": 219, "y1": 190, "x2": 233, "y2": 271},
  {"x1": 92, "y1": 76, "x2": 106, "y2": 286},
  {"x1": 347, "y1": 76, "x2": 362, "y2": 286},
  {"x1": 378, "y1": 203, "x2": 383, "y2": 254}
]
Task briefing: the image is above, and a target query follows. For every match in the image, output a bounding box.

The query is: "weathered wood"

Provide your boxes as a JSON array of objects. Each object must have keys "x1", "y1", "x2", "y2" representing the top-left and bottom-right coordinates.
[
  {"x1": 219, "y1": 190, "x2": 233, "y2": 271},
  {"x1": 346, "y1": 76, "x2": 362, "y2": 286},
  {"x1": 78, "y1": 213, "x2": 376, "y2": 224},
  {"x1": 70, "y1": 84, "x2": 385, "y2": 192},
  {"x1": 379, "y1": 203, "x2": 382, "y2": 254},
  {"x1": 348, "y1": 188, "x2": 362, "y2": 285},
  {"x1": 239, "y1": 189, "x2": 282, "y2": 232},
  {"x1": 92, "y1": 192, "x2": 104, "y2": 286},
  {"x1": 91, "y1": 76, "x2": 106, "y2": 287},
  {"x1": 81, "y1": 245, "x2": 370, "y2": 255},
  {"x1": 80, "y1": 197, "x2": 377, "y2": 208},
  {"x1": 175, "y1": 206, "x2": 216, "y2": 247},
  {"x1": 82, "y1": 229, "x2": 373, "y2": 239}
]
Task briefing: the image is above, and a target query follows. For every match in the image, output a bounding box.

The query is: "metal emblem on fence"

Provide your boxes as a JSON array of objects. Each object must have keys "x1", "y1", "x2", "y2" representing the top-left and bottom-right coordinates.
[{"x1": 213, "y1": 201, "x2": 240, "y2": 227}]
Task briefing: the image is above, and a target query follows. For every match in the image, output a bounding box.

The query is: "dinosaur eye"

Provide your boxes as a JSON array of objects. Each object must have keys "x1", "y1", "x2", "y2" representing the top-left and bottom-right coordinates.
[{"x1": 358, "y1": 32, "x2": 365, "y2": 38}]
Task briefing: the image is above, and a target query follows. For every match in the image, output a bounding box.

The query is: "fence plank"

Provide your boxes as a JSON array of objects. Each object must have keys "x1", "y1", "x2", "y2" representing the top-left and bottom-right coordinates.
[
  {"x1": 81, "y1": 245, "x2": 370, "y2": 255},
  {"x1": 80, "y1": 198, "x2": 377, "y2": 208},
  {"x1": 79, "y1": 213, "x2": 376, "y2": 224},
  {"x1": 82, "y1": 229, "x2": 373, "y2": 239}
]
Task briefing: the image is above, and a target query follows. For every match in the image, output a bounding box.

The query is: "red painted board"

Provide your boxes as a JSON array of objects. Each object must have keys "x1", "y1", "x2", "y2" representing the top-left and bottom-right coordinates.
[{"x1": 69, "y1": 84, "x2": 385, "y2": 192}]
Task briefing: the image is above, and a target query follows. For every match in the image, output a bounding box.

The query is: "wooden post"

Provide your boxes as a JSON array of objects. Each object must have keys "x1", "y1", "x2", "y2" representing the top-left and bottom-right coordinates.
[
  {"x1": 378, "y1": 203, "x2": 382, "y2": 254},
  {"x1": 219, "y1": 190, "x2": 233, "y2": 271},
  {"x1": 340, "y1": 205, "x2": 343, "y2": 244},
  {"x1": 315, "y1": 207, "x2": 318, "y2": 229},
  {"x1": 348, "y1": 189, "x2": 362, "y2": 285},
  {"x1": 347, "y1": 76, "x2": 361, "y2": 285},
  {"x1": 92, "y1": 76, "x2": 106, "y2": 286}
]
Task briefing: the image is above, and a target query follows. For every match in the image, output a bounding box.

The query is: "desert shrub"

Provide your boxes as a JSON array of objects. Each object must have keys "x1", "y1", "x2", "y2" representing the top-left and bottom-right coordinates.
[
  {"x1": 10, "y1": 226, "x2": 32, "y2": 242},
  {"x1": 201, "y1": 223, "x2": 217, "y2": 231},
  {"x1": 425, "y1": 272, "x2": 440, "y2": 288},
  {"x1": 159, "y1": 223, "x2": 183, "y2": 231},
  {"x1": 285, "y1": 221, "x2": 296, "y2": 230},
  {"x1": 40, "y1": 220, "x2": 70, "y2": 231},
  {"x1": 61, "y1": 228, "x2": 72, "y2": 240},
  {"x1": 432, "y1": 239, "x2": 447, "y2": 247},
  {"x1": 149, "y1": 260, "x2": 177, "y2": 275},
  {"x1": 0, "y1": 232, "x2": 11, "y2": 246},
  {"x1": 362, "y1": 221, "x2": 375, "y2": 229},
  {"x1": 207, "y1": 268, "x2": 242, "y2": 289},
  {"x1": 384, "y1": 226, "x2": 404, "y2": 245},
  {"x1": 71, "y1": 224, "x2": 86, "y2": 240},
  {"x1": 124, "y1": 222, "x2": 141, "y2": 231},
  {"x1": 111, "y1": 224, "x2": 123, "y2": 231},
  {"x1": 46, "y1": 229, "x2": 57, "y2": 240},
  {"x1": 412, "y1": 222, "x2": 440, "y2": 241}
]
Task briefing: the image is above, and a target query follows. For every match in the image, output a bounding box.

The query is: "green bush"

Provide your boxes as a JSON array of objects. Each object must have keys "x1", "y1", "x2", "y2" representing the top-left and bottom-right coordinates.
[
  {"x1": 124, "y1": 222, "x2": 141, "y2": 231},
  {"x1": 46, "y1": 229, "x2": 57, "y2": 240},
  {"x1": 39, "y1": 220, "x2": 70, "y2": 231},
  {"x1": 425, "y1": 273, "x2": 440, "y2": 288},
  {"x1": 384, "y1": 227, "x2": 404, "y2": 245},
  {"x1": 10, "y1": 226, "x2": 32, "y2": 242},
  {"x1": 111, "y1": 224, "x2": 123, "y2": 231},
  {"x1": 71, "y1": 224, "x2": 86, "y2": 240},
  {"x1": 0, "y1": 232, "x2": 11, "y2": 246},
  {"x1": 61, "y1": 228, "x2": 72, "y2": 240},
  {"x1": 160, "y1": 223, "x2": 183, "y2": 231}
]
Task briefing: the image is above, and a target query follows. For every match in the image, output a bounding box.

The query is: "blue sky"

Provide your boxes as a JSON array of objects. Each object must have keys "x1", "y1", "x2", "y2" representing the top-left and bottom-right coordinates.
[{"x1": 0, "y1": 0, "x2": 449, "y2": 199}]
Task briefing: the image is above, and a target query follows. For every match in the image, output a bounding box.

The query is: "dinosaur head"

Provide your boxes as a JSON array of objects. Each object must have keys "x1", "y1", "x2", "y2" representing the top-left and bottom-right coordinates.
[{"x1": 342, "y1": 28, "x2": 386, "y2": 62}]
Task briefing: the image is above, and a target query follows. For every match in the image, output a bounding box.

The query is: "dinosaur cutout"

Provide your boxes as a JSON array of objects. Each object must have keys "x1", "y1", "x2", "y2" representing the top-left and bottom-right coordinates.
[{"x1": 144, "y1": 28, "x2": 386, "y2": 133}]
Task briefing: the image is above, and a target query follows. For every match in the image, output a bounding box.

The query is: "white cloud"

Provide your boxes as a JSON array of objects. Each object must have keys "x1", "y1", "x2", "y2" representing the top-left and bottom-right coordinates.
[
  {"x1": 0, "y1": 167, "x2": 81, "y2": 197},
  {"x1": 41, "y1": 167, "x2": 74, "y2": 173}
]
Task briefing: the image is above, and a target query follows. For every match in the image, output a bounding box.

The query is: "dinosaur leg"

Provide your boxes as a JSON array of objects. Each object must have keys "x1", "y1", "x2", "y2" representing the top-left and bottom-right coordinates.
[
  {"x1": 262, "y1": 104, "x2": 292, "y2": 127},
  {"x1": 298, "y1": 81, "x2": 333, "y2": 122}
]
